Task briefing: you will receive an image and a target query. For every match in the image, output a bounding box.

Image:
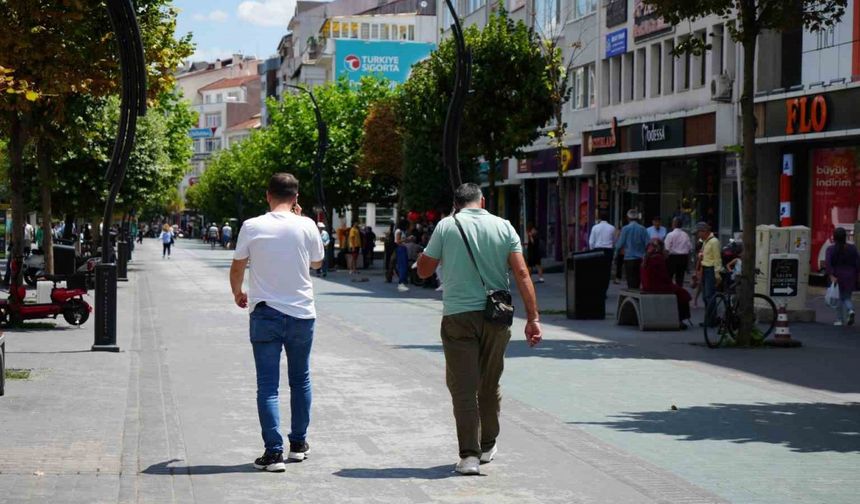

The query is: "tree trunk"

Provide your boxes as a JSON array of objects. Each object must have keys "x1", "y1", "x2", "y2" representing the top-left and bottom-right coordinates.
[
  {"x1": 8, "y1": 113, "x2": 27, "y2": 292},
  {"x1": 737, "y1": 16, "x2": 759, "y2": 346},
  {"x1": 36, "y1": 137, "x2": 54, "y2": 275}
]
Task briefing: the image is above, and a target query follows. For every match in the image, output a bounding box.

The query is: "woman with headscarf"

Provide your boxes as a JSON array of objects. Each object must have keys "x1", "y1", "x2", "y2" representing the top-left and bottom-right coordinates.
[
  {"x1": 826, "y1": 227, "x2": 860, "y2": 326},
  {"x1": 641, "y1": 238, "x2": 692, "y2": 329}
]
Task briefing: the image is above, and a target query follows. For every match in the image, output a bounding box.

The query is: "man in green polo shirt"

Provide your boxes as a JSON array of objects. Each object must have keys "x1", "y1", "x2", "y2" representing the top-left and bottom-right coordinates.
[{"x1": 417, "y1": 183, "x2": 542, "y2": 476}]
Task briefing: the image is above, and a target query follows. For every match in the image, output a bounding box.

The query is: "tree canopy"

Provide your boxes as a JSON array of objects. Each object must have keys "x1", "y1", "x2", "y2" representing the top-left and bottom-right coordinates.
[
  {"x1": 396, "y1": 7, "x2": 554, "y2": 212},
  {"x1": 191, "y1": 77, "x2": 399, "y2": 222}
]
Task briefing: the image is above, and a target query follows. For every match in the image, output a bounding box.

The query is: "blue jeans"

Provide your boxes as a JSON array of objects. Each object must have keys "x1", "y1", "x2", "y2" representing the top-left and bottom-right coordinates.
[
  {"x1": 396, "y1": 245, "x2": 409, "y2": 285},
  {"x1": 837, "y1": 291, "x2": 855, "y2": 322},
  {"x1": 250, "y1": 304, "x2": 315, "y2": 453}
]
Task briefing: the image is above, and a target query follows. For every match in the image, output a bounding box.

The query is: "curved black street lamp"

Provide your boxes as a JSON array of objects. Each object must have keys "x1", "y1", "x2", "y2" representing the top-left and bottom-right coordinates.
[
  {"x1": 286, "y1": 85, "x2": 329, "y2": 223},
  {"x1": 442, "y1": 0, "x2": 471, "y2": 191},
  {"x1": 93, "y1": 0, "x2": 147, "y2": 352}
]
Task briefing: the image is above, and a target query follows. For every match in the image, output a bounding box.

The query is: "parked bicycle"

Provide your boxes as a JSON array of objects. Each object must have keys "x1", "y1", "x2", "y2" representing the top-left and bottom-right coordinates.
[{"x1": 703, "y1": 272, "x2": 778, "y2": 348}]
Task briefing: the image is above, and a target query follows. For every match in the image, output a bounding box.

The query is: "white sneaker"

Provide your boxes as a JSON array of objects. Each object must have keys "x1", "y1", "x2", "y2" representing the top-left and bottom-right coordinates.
[
  {"x1": 454, "y1": 456, "x2": 480, "y2": 475},
  {"x1": 435, "y1": 285, "x2": 444, "y2": 292},
  {"x1": 397, "y1": 284, "x2": 410, "y2": 292},
  {"x1": 480, "y1": 444, "x2": 497, "y2": 464},
  {"x1": 834, "y1": 320, "x2": 844, "y2": 326}
]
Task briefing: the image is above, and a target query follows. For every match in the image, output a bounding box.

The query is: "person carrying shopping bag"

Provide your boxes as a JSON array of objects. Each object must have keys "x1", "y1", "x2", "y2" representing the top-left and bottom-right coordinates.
[{"x1": 825, "y1": 227, "x2": 860, "y2": 326}]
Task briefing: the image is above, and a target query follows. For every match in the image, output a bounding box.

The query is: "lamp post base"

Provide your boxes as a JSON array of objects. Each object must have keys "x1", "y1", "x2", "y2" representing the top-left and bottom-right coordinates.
[{"x1": 91, "y1": 344, "x2": 121, "y2": 353}]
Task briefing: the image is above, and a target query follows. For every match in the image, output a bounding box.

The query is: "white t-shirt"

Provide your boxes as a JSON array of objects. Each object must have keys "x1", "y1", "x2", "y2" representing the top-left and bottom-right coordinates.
[{"x1": 233, "y1": 212, "x2": 325, "y2": 319}]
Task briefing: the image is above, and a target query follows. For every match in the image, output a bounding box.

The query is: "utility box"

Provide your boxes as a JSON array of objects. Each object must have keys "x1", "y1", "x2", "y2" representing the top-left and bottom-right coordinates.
[{"x1": 756, "y1": 225, "x2": 810, "y2": 312}]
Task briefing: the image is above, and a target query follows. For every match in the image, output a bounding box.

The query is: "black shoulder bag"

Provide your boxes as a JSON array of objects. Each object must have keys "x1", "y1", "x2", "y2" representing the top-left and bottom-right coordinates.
[{"x1": 453, "y1": 214, "x2": 515, "y2": 327}]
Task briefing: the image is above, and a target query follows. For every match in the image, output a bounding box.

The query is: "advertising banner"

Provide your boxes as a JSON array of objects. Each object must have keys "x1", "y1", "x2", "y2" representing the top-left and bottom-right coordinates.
[
  {"x1": 335, "y1": 40, "x2": 435, "y2": 84},
  {"x1": 633, "y1": 0, "x2": 673, "y2": 41},
  {"x1": 810, "y1": 148, "x2": 860, "y2": 270}
]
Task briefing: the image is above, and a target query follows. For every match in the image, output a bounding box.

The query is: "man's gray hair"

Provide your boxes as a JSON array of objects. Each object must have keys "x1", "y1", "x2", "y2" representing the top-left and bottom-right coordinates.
[{"x1": 454, "y1": 183, "x2": 483, "y2": 209}]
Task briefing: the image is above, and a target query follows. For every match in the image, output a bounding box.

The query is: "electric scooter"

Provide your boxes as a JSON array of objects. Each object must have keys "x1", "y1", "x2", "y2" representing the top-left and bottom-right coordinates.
[{"x1": 0, "y1": 259, "x2": 92, "y2": 327}]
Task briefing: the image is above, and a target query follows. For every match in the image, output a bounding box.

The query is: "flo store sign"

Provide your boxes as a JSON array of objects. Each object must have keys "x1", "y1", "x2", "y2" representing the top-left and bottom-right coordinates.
[{"x1": 336, "y1": 40, "x2": 435, "y2": 84}]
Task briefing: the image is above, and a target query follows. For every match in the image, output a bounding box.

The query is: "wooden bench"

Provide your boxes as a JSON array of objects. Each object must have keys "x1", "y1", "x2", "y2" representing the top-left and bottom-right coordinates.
[
  {"x1": 616, "y1": 289, "x2": 680, "y2": 331},
  {"x1": 0, "y1": 332, "x2": 5, "y2": 396}
]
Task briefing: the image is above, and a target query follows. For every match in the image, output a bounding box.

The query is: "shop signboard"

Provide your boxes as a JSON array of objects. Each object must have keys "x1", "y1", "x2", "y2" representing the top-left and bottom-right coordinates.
[
  {"x1": 769, "y1": 254, "x2": 799, "y2": 297},
  {"x1": 633, "y1": 0, "x2": 673, "y2": 41},
  {"x1": 335, "y1": 40, "x2": 435, "y2": 84},
  {"x1": 585, "y1": 118, "x2": 619, "y2": 155},
  {"x1": 606, "y1": 0, "x2": 628, "y2": 28},
  {"x1": 520, "y1": 146, "x2": 581, "y2": 174},
  {"x1": 810, "y1": 147, "x2": 860, "y2": 271},
  {"x1": 189, "y1": 128, "x2": 216, "y2": 139},
  {"x1": 629, "y1": 118, "x2": 685, "y2": 151},
  {"x1": 762, "y1": 87, "x2": 860, "y2": 138},
  {"x1": 597, "y1": 166, "x2": 611, "y2": 212},
  {"x1": 605, "y1": 29, "x2": 627, "y2": 59}
]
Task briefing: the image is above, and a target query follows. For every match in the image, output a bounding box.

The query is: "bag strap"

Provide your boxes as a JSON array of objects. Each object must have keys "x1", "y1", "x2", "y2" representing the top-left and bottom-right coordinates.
[{"x1": 453, "y1": 214, "x2": 487, "y2": 289}]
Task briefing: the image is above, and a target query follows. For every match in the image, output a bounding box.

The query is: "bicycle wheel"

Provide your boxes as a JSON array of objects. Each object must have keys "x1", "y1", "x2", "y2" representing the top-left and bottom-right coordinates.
[
  {"x1": 752, "y1": 293, "x2": 778, "y2": 341},
  {"x1": 704, "y1": 294, "x2": 734, "y2": 348}
]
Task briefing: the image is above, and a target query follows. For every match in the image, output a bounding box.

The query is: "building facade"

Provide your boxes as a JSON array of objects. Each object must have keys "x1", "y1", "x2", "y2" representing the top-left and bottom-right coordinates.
[
  {"x1": 274, "y1": 0, "x2": 438, "y2": 234},
  {"x1": 754, "y1": 0, "x2": 860, "y2": 274},
  {"x1": 175, "y1": 55, "x2": 262, "y2": 232}
]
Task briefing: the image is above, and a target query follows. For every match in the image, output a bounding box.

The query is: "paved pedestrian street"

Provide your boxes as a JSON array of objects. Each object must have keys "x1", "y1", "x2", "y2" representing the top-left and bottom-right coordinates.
[{"x1": 1, "y1": 239, "x2": 858, "y2": 503}]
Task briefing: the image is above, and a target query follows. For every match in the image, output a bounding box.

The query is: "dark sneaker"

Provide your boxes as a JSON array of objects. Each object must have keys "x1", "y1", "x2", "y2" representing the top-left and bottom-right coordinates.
[
  {"x1": 253, "y1": 451, "x2": 285, "y2": 472},
  {"x1": 288, "y1": 441, "x2": 310, "y2": 461}
]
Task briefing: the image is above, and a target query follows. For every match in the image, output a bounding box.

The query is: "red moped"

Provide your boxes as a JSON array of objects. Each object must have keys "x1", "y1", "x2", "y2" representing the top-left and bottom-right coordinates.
[{"x1": 0, "y1": 259, "x2": 92, "y2": 327}]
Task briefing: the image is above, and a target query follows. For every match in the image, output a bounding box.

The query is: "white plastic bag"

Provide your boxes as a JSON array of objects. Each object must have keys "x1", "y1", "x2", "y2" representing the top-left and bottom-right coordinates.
[{"x1": 825, "y1": 282, "x2": 841, "y2": 309}]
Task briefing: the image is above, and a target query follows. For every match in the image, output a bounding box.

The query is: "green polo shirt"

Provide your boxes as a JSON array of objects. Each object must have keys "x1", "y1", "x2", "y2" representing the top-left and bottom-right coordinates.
[{"x1": 424, "y1": 208, "x2": 523, "y2": 316}]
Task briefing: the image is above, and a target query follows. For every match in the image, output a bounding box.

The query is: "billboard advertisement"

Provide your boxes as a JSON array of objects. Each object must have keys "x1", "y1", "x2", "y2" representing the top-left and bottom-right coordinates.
[
  {"x1": 633, "y1": 0, "x2": 673, "y2": 41},
  {"x1": 810, "y1": 148, "x2": 860, "y2": 270},
  {"x1": 335, "y1": 40, "x2": 435, "y2": 84}
]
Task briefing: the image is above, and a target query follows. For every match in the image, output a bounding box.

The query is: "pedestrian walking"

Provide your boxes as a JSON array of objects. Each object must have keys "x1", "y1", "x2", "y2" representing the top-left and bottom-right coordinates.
[
  {"x1": 416, "y1": 183, "x2": 542, "y2": 476},
  {"x1": 229, "y1": 173, "x2": 324, "y2": 473},
  {"x1": 696, "y1": 222, "x2": 720, "y2": 311},
  {"x1": 160, "y1": 224, "x2": 173, "y2": 259},
  {"x1": 347, "y1": 222, "x2": 361, "y2": 274},
  {"x1": 317, "y1": 222, "x2": 330, "y2": 278},
  {"x1": 646, "y1": 216, "x2": 667, "y2": 241},
  {"x1": 664, "y1": 218, "x2": 692, "y2": 287},
  {"x1": 614, "y1": 209, "x2": 649, "y2": 289},
  {"x1": 526, "y1": 222, "x2": 544, "y2": 283},
  {"x1": 589, "y1": 211, "x2": 616, "y2": 294},
  {"x1": 222, "y1": 222, "x2": 233, "y2": 249},
  {"x1": 208, "y1": 223, "x2": 220, "y2": 249},
  {"x1": 826, "y1": 227, "x2": 860, "y2": 326},
  {"x1": 362, "y1": 225, "x2": 376, "y2": 269}
]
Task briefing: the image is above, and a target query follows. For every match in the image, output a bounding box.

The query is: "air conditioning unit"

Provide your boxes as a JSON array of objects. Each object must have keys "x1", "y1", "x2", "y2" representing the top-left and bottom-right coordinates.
[{"x1": 711, "y1": 72, "x2": 734, "y2": 102}]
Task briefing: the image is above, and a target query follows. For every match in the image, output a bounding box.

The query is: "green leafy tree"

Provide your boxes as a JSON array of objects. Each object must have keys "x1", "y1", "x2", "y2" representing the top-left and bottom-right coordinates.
[
  {"x1": 644, "y1": 0, "x2": 847, "y2": 345},
  {"x1": 0, "y1": 0, "x2": 192, "y2": 279},
  {"x1": 397, "y1": 8, "x2": 554, "y2": 213},
  {"x1": 193, "y1": 77, "x2": 398, "y2": 225}
]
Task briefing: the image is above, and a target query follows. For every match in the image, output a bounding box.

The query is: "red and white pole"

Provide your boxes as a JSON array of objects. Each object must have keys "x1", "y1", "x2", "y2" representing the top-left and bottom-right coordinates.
[{"x1": 780, "y1": 154, "x2": 793, "y2": 227}]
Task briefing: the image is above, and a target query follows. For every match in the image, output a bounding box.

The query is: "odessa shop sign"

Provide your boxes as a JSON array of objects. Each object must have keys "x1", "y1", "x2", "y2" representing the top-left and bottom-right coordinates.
[{"x1": 761, "y1": 86, "x2": 860, "y2": 138}]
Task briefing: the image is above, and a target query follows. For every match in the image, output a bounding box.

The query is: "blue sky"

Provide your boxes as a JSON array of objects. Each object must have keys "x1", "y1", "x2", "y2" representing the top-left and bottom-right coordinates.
[{"x1": 174, "y1": 0, "x2": 316, "y2": 62}]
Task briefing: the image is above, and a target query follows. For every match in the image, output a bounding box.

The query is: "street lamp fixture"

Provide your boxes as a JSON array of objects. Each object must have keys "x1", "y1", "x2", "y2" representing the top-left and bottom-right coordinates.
[{"x1": 92, "y1": 0, "x2": 147, "y2": 352}]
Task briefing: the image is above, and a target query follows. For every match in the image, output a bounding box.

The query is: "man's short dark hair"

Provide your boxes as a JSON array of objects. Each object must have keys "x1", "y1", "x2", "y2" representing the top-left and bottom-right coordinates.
[
  {"x1": 454, "y1": 183, "x2": 483, "y2": 209},
  {"x1": 268, "y1": 173, "x2": 299, "y2": 201},
  {"x1": 598, "y1": 211, "x2": 610, "y2": 222}
]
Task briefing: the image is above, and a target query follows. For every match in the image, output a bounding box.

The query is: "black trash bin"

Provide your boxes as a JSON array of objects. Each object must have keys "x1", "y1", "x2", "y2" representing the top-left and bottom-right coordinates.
[
  {"x1": 53, "y1": 244, "x2": 77, "y2": 277},
  {"x1": 567, "y1": 250, "x2": 609, "y2": 320}
]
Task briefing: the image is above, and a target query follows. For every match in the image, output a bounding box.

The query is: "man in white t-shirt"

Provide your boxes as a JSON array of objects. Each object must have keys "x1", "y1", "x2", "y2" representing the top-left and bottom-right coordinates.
[{"x1": 230, "y1": 173, "x2": 324, "y2": 473}]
